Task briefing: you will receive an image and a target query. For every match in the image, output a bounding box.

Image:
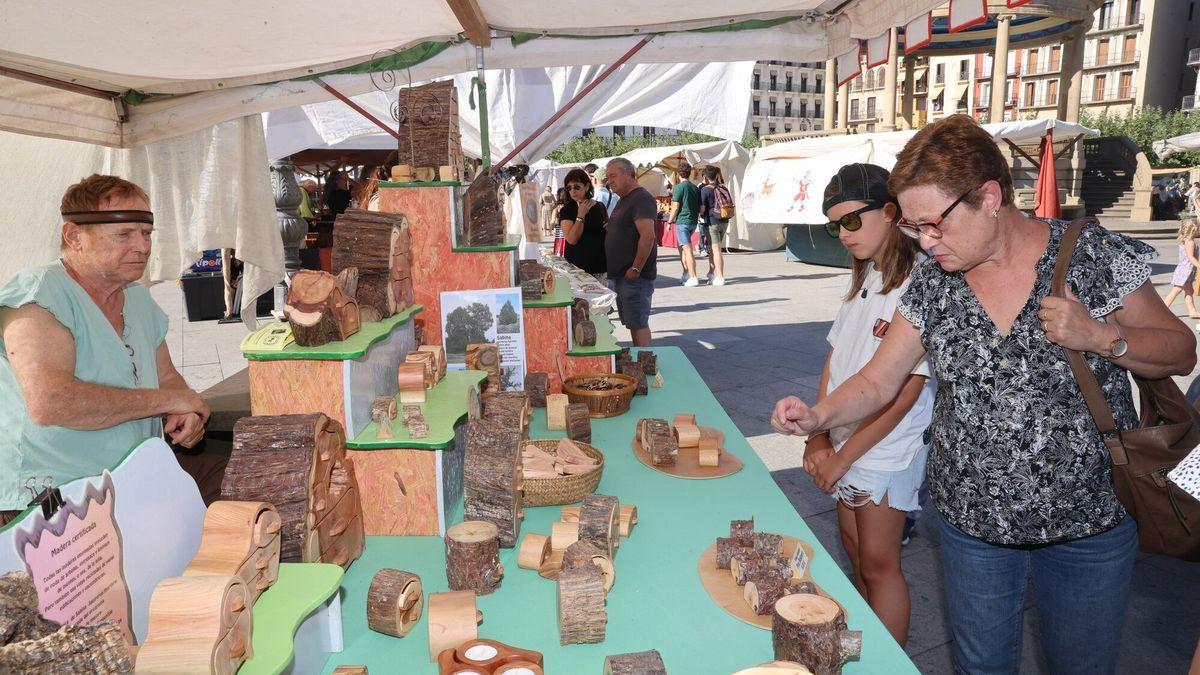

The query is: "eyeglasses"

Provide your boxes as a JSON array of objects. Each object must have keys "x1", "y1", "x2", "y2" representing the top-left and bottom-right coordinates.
[
  {"x1": 124, "y1": 343, "x2": 139, "y2": 384},
  {"x1": 896, "y1": 182, "x2": 987, "y2": 240},
  {"x1": 825, "y1": 203, "x2": 885, "y2": 238},
  {"x1": 567, "y1": 184, "x2": 586, "y2": 192}
]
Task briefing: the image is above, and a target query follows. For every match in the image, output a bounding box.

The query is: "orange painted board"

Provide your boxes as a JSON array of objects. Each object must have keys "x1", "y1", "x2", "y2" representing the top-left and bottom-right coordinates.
[
  {"x1": 248, "y1": 359, "x2": 346, "y2": 427},
  {"x1": 346, "y1": 448, "x2": 440, "y2": 536}
]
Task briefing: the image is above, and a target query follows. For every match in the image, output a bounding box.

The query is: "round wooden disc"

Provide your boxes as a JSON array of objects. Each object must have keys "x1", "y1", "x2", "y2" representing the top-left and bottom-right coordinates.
[
  {"x1": 696, "y1": 534, "x2": 847, "y2": 629},
  {"x1": 632, "y1": 426, "x2": 742, "y2": 479},
  {"x1": 774, "y1": 593, "x2": 842, "y2": 624},
  {"x1": 447, "y1": 520, "x2": 499, "y2": 544}
]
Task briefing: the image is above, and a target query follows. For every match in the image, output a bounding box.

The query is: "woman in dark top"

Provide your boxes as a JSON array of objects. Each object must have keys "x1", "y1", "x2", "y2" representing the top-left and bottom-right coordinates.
[{"x1": 559, "y1": 168, "x2": 607, "y2": 276}]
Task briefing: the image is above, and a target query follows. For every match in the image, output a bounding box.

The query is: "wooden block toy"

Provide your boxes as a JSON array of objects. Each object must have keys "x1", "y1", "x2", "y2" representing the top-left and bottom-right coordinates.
[
  {"x1": 550, "y1": 520, "x2": 580, "y2": 551},
  {"x1": 136, "y1": 575, "x2": 252, "y2": 674},
  {"x1": 618, "y1": 361, "x2": 647, "y2": 396},
  {"x1": 406, "y1": 350, "x2": 436, "y2": 387},
  {"x1": 367, "y1": 569, "x2": 423, "y2": 637},
  {"x1": 427, "y1": 591, "x2": 482, "y2": 662},
  {"x1": 183, "y1": 501, "x2": 281, "y2": 603},
  {"x1": 546, "y1": 394, "x2": 569, "y2": 430},
  {"x1": 698, "y1": 446, "x2": 720, "y2": 467},
  {"x1": 438, "y1": 165, "x2": 457, "y2": 182}
]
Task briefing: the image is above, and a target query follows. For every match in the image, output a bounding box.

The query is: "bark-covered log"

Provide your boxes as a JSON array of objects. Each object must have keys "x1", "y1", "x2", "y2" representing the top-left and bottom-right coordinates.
[
  {"x1": 481, "y1": 390, "x2": 530, "y2": 433},
  {"x1": 525, "y1": 372, "x2": 549, "y2": 407},
  {"x1": 572, "y1": 298, "x2": 591, "y2": 327},
  {"x1": 417, "y1": 344, "x2": 447, "y2": 380},
  {"x1": 395, "y1": 80, "x2": 461, "y2": 170},
  {"x1": 562, "y1": 540, "x2": 615, "y2": 593},
  {"x1": 284, "y1": 270, "x2": 361, "y2": 346},
  {"x1": 566, "y1": 403, "x2": 592, "y2": 444},
  {"x1": 367, "y1": 569, "x2": 423, "y2": 637},
  {"x1": 445, "y1": 520, "x2": 504, "y2": 595},
  {"x1": 604, "y1": 649, "x2": 667, "y2": 675},
  {"x1": 645, "y1": 422, "x2": 678, "y2": 466},
  {"x1": 465, "y1": 343, "x2": 501, "y2": 389},
  {"x1": 616, "y1": 347, "x2": 631, "y2": 366},
  {"x1": 0, "y1": 572, "x2": 58, "y2": 645},
  {"x1": 372, "y1": 396, "x2": 397, "y2": 439},
  {"x1": 618, "y1": 361, "x2": 647, "y2": 396},
  {"x1": 731, "y1": 552, "x2": 792, "y2": 587},
  {"x1": 574, "y1": 320, "x2": 597, "y2": 347},
  {"x1": 772, "y1": 594, "x2": 862, "y2": 675},
  {"x1": 463, "y1": 173, "x2": 503, "y2": 246},
  {"x1": 521, "y1": 277, "x2": 544, "y2": 301},
  {"x1": 519, "y1": 261, "x2": 555, "y2": 294},
  {"x1": 557, "y1": 563, "x2": 607, "y2": 645},
  {"x1": 463, "y1": 420, "x2": 523, "y2": 547},
  {"x1": 402, "y1": 405, "x2": 429, "y2": 439},
  {"x1": 225, "y1": 414, "x2": 362, "y2": 567},
  {"x1": 730, "y1": 518, "x2": 755, "y2": 546},
  {"x1": 577, "y1": 493, "x2": 619, "y2": 559},
  {"x1": 636, "y1": 418, "x2": 670, "y2": 444},
  {"x1": 754, "y1": 533, "x2": 784, "y2": 556},
  {"x1": 715, "y1": 537, "x2": 748, "y2": 571},
  {"x1": 0, "y1": 622, "x2": 133, "y2": 674},
  {"x1": 636, "y1": 351, "x2": 658, "y2": 376},
  {"x1": 745, "y1": 577, "x2": 793, "y2": 616}
]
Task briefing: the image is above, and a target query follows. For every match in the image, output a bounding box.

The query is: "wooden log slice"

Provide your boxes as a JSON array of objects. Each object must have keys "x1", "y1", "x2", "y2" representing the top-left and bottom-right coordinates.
[
  {"x1": 525, "y1": 372, "x2": 549, "y2": 408},
  {"x1": 445, "y1": 520, "x2": 504, "y2": 596},
  {"x1": 571, "y1": 298, "x2": 590, "y2": 326},
  {"x1": 332, "y1": 667, "x2": 368, "y2": 675},
  {"x1": 618, "y1": 504, "x2": 638, "y2": 538},
  {"x1": 731, "y1": 553, "x2": 791, "y2": 587},
  {"x1": 754, "y1": 533, "x2": 785, "y2": 557},
  {"x1": 565, "y1": 403, "x2": 591, "y2": 443},
  {"x1": 771, "y1": 594, "x2": 862, "y2": 675},
  {"x1": 577, "y1": 493, "x2": 619, "y2": 558},
  {"x1": 463, "y1": 420, "x2": 523, "y2": 547},
  {"x1": 745, "y1": 578, "x2": 791, "y2": 616},
  {"x1": 367, "y1": 569, "x2": 423, "y2": 637},
  {"x1": 715, "y1": 537, "x2": 747, "y2": 570},
  {"x1": 574, "y1": 320, "x2": 597, "y2": 347},
  {"x1": 398, "y1": 363, "x2": 427, "y2": 403},
  {"x1": 426, "y1": 591, "x2": 481, "y2": 662},
  {"x1": 550, "y1": 521, "x2": 580, "y2": 551},
  {"x1": 465, "y1": 343, "x2": 501, "y2": 387},
  {"x1": 617, "y1": 361, "x2": 647, "y2": 396},
  {"x1": 0, "y1": 622, "x2": 134, "y2": 674},
  {"x1": 731, "y1": 518, "x2": 755, "y2": 546},
  {"x1": 636, "y1": 351, "x2": 658, "y2": 376},
  {"x1": 517, "y1": 533, "x2": 551, "y2": 570},
  {"x1": 604, "y1": 649, "x2": 667, "y2": 675},
  {"x1": 556, "y1": 563, "x2": 607, "y2": 645},
  {"x1": 561, "y1": 540, "x2": 616, "y2": 593},
  {"x1": 546, "y1": 394, "x2": 569, "y2": 430},
  {"x1": 733, "y1": 662, "x2": 815, "y2": 675}
]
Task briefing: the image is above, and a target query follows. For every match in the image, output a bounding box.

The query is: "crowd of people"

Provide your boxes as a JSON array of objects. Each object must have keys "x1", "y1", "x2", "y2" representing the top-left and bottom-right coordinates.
[{"x1": 1152, "y1": 176, "x2": 1200, "y2": 220}]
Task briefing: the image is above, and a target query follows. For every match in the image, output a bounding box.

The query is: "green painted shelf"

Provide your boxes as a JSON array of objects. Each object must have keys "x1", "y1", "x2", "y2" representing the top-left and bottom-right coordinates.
[
  {"x1": 240, "y1": 562, "x2": 343, "y2": 675},
  {"x1": 567, "y1": 313, "x2": 621, "y2": 356},
  {"x1": 523, "y1": 275, "x2": 573, "y2": 308},
  {"x1": 345, "y1": 369, "x2": 487, "y2": 450},
  {"x1": 451, "y1": 234, "x2": 522, "y2": 253},
  {"x1": 242, "y1": 306, "x2": 423, "y2": 361}
]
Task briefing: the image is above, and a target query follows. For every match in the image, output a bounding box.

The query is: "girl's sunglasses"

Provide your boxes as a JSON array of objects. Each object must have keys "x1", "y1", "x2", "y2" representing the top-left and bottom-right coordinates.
[{"x1": 825, "y1": 203, "x2": 885, "y2": 238}]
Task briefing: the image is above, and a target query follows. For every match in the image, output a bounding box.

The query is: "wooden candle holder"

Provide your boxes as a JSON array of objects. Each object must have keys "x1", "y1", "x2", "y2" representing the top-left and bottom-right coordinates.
[
  {"x1": 367, "y1": 569, "x2": 423, "y2": 637},
  {"x1": 464, "y1": 420, "x2": 523, "y2": 547},
  {"x1": 427, "y1": 591, "x2": 482, "y2": 662},
  {"x1": 604, "y1": 650, "x2": 667, "y2": 675},
  {"x1": 445, "y1": 520, "x2": 504, "y2": 595},
  {"x1": 436, "y1": 638, "x2": 544, "y2": 675},
  {"x1": 546, "y1": 394, "x2": 569, "y2": 430},
  {"x1": 224, "y1": 414, "x2": 364, "y2": 569},
  {"x1": 772, "y1": 594, "x2": 862, "y2": 675},
  {"x1": 137, "y1": 575, "x2": 252, "y2": 675},
  {"x1": 183, "y1": 501, "x2": 282, "y2": 603}
]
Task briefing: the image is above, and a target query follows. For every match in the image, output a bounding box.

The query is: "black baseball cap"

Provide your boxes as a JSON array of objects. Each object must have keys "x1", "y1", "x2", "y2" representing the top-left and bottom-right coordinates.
[{"x1": 822, "y1": 163, "x2": 894, "y2": 214}]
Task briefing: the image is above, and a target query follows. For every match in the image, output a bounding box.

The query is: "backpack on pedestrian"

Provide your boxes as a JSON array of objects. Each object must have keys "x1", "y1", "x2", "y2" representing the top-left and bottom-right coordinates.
[{"x1": 714, "y1": 184, "x2": 735, "y2": 220}]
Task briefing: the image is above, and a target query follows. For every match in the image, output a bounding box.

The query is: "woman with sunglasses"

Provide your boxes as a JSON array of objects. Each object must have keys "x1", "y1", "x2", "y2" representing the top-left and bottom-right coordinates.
[
  {"x1": 558, "y1": 168, "x2": 607, "y2": 277},
  {"x1": 800, "y1": 162, "x2": 934, "y2": 648},
  {"x1": 774, "y1": 115, "x2": 1196, "y2": 674}
]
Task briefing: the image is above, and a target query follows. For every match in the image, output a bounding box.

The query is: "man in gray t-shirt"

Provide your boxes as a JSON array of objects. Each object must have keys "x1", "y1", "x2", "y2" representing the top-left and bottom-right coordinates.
[{"x1": 604, "y1": 158, "x2": 657, "y2": 346}]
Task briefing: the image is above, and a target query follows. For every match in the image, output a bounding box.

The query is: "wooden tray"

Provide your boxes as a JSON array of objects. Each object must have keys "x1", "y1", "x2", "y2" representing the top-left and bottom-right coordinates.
[
  {"x1": 697, "y1": 534, "x2": 847, "y2": 629},
  {"x1": 632, "y1": 426, "x2": 743, "y2": 479}
]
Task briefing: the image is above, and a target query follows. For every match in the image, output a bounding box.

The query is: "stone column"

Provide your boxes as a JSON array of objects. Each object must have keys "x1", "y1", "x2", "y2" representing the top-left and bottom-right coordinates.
[
  {"x1": 1057, "y1": 25, "x2": 1086, "y2": 123},
  {"x1": 989, "y1": 14, "x2": 1012, "y2": 123},
  {"x1": 882, "y1": 27, "x2": 900, "y2": 130},
  {"x1": 270, "y1": 159, "x2": 308, "y2": 310},
  {"x1": 838, "y1": 81, "x2": 850, "y2": 130},
  {"x1": 824, "y1": 59, "x2": 836, "y2": 131},
  {"x1": 901, "y1": 55, "x2": 916, "y2": 129}
]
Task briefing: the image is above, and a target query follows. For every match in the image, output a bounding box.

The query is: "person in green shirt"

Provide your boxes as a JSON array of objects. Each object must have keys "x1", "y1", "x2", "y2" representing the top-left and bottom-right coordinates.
[
  {"x1": 668, "y1": 162, "x2": 702, "y2": 286},
  {"x1": 0, "y1": 175, "x2": 215, "y2": 523}
]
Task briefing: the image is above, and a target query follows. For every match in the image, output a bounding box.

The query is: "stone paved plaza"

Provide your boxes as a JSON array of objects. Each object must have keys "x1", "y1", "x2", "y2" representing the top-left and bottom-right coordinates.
[{"x1": 158, "y1": 234, "x2": 1200, "y2": 673}]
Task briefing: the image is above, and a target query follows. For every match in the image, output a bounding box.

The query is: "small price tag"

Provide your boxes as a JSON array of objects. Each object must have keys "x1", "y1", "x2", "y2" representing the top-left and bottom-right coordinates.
[{"x1": 790, "y1": 545, "x2": 810, "y2": 579}]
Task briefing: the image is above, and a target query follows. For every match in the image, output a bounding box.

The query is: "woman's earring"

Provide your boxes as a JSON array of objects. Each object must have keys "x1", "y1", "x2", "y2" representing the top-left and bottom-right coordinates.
[{"x1": 992, "y1": 208, "x2": 999, "y2": 218}]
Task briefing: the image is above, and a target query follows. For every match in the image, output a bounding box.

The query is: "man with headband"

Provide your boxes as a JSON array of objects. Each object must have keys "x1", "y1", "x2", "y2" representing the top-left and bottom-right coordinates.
[{"x1": 0, "y1": 174, "x2": 217, "y2": 524}]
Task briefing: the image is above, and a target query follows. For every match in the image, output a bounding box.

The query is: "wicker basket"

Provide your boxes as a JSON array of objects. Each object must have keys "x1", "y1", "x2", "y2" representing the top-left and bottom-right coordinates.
[
  {"x1": 562, "y1": 373, "x2": 637, "y2": 418},
  {"x1": 521, "y1": 439, "x2": 604, "y2": 506}
]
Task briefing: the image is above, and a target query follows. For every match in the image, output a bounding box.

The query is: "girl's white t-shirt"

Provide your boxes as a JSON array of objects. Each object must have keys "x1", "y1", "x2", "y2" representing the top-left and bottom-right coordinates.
[{"x1": 826, "y1": 262, "x2": 936, "y2": 471}]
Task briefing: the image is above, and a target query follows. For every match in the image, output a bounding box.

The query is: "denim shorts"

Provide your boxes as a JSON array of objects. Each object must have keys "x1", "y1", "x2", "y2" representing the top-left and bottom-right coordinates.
[
  {"x1": 675, "y1": 221, "x2": 700, "y2": 247},
  {"x1": 610, "y1": 277, "x2": 654, "y2": 330},
  {"x1": 831, "y1": 445, "x2": 928, "y2": 512}
]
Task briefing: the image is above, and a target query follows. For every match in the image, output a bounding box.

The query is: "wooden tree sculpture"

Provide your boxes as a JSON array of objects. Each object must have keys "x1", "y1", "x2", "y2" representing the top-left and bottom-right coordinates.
[
  {"x1": 224, "y1": 414, "x2": 363, "y2": 568},
  {"x1": 772, "y1": 594, "x2": 862, "y2": 675},
  {"x1": 463, "y1": 420, "x2": 523, "y2": 547},
  {"x1": 331, "y1": 210, "x2": 414, "y2": 317},
  {"x1": 284, "y1": 270, "x2": 361, "y2": 346}
]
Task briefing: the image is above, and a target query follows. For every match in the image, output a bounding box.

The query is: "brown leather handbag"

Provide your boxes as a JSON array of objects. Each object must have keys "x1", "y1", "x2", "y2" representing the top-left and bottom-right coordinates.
[{"x1": 1054, "y1": 217, "x2": 1200, "y2": 561}]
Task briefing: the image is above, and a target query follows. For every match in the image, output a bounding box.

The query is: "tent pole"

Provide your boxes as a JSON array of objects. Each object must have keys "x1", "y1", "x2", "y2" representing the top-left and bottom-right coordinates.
[
  {"x1": 492, "y1": 35, "x2": 653, "y2": 171},
  {"x1": 476, "y1": 46, "x2": 491, "y2": 170},
  {"x1": 313, "y1": 77, "x2": 400, "y2": 140}
]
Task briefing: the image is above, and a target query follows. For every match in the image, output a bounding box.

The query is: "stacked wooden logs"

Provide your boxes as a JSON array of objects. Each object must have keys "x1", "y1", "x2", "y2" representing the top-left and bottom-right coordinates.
[
  {"x1": 518, "y1": 260, "x2": 556, "y2": 301},
  {"x1": 637, "y1": 418, "x2": 677, "y2": 466},
  {"x1": 284, "y1": 269, "x2": 361, "y2": 347},
  {"x1": 223, "y1": 414, "x2": 364, "y2": 569},
  {"x1": 465, "y1": 343, "x2": 501, "y2": 390},
  {"x1": 330, "y1": 209, "x2": 415, "y2": 319},
  {"x1": 463, "y1": 419, "x2": 523, "y2": 548}
]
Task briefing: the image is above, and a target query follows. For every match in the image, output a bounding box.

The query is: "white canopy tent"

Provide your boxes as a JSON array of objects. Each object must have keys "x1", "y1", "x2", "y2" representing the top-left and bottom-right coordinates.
[
  {"x1": 1154, "y1": 132, "x2": 1200, "y2": 162},
  {"x1": 743, "y1": 119, "x2": 1098, "y2": 226}
]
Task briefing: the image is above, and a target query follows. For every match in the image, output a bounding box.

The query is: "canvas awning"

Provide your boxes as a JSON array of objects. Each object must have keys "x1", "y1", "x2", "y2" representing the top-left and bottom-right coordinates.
[{"x1": 1154, "y1": 132, "x2": 1200, "y2": 162}]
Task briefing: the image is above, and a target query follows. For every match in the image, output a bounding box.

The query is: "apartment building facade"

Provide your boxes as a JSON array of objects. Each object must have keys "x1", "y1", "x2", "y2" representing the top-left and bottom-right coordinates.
[{"x1": 747, "y1": 61, "x2": 827, "y2": 137}]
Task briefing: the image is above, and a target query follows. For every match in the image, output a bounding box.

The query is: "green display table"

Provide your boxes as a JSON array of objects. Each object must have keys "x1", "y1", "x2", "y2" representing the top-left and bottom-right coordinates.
[
  {"x1": 321, "y1": 347, "x2": 916, "y2": 674},
  {"x1": 567, "y1": 314, "x2": 621, "y2": 357},
  {"x1": 242, "y1": 306, "x2": 423, "y2": 361}
]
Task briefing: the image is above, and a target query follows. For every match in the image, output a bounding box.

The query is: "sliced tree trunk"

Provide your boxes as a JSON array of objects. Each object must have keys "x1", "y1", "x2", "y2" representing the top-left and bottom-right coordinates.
[
  {"x1": 772, "y1": 594, "x2": 862, "y2": 675},
  {"x1": 574, "y1": 320, "x2": 597, "y2": 347},
  {"x1": 284, "y1": 270, "x2": 361, "y2": 347},
  {"x1": 465, "y1": 343, "x2": 501, "y2": 390},
  {"x1": 618, "y1": 361, "x2": 647, "y2": 396},
  {"x1": 331, "y1": 209, "x2": 413, "y2": 317},
  {"x1": 463, "y1": 173, "x2": 503, "y2": 246},
  {"x1": 572, "y1": 299, "x2": 591, "y2": 327},
  {"x1": 636, "y1": 351, "x2": 658, "y2": 376},
  {"x1": 566, "y1": 404, "x2": 592, "y2": 444},
  {"x1": 0, "y1": 623, "x2": 133, "y2": 674},
  {"x1": 562, "y1": 540, "x2": 615, "y2": 593},
  {"x1": 731, "y1": 552, "x2": 792, "y2": 587},
  {"x1": 463, "y1": 420, "x2": 523, "y2": 547},
  {"x1": 367, "y1": 569, "x2": 423, "y2": 637},
  {"x1": 481, "y1": 390, "x2": 531, "y2": 433},
  {"x1": 445, "y1": 520, "x2": 504, "y2": 595},
  {"x1": 604, "y1": 649, "x2": 667, "y2": 675},
  {"x1": 556, "y1": 563, "x2": 607, "y2": 645},
  {"x1": 730, "y1": 519, "x2": 755, "y2": 547},
  {"x1": 525, "y1": 372, "x2": 549, "y2": 408},
  {"x1": 577, "y1": 493, "x2": 620, "y2": 559},
  {"x1": 715, "y1": 537, "x2": 747, "y2": 571}
]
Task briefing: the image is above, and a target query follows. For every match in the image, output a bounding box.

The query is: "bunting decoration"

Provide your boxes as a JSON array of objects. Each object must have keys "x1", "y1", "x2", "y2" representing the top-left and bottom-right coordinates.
[
  {"x1": 865, "y1": 31, "x2": 891, "y2": 68},
  {"x1": 836, "y1": 45, "x2": 862, "y2": 86},
  {"x1": 1006, "y1": 0, "x2": 1033, "y2": 6},
  {"x1": 949, "y1": 0, "x2": 988, "y2": 32},
  {"x1": 903, "y1": 13, "x2": 932, "y2": 55}
]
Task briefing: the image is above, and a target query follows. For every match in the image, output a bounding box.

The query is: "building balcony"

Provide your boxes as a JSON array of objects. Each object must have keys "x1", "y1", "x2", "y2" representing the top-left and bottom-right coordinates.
[
  {"x1": 1089, "y1": 12, "x2": 1143, "y2": 33},
  {"x1": 1082, "y1": 86, "x2": 1136, "y2": 103},
  {"x1": 1083, "y1": 50, "x2": 1140, "y2": 69},
  {"x1": 1023, "y1": 61, "x2": 1062, "y2": 76},
  {"x1": 849, "y1": 110, "x2": 878, "y2": 122},
  {"x1": 1189, "y1": 48, "x2": 1200, "y2": 67},
  {"x1": 1023, "y1": 95, "x2": 1059, "y2": 109}
]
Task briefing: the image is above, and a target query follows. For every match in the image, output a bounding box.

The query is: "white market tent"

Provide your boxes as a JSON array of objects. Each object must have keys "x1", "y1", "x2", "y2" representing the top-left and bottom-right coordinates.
[
  {"x1": 1154, "y1": 132, "x2": 1200, "y2": 162},
  {"x1": 0, "y1": 0, "x2": 943, "y2": 316},
  {"x1": 742, "y1": 118, "x2": 1099, "y2": 226}
]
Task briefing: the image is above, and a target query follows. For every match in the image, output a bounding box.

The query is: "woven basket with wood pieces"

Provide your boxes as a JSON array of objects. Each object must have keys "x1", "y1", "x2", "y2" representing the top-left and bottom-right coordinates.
[
  {"x1": 521, "y1": 439, "x2": 605, "y2": 506},
  {"x1": 562, "y1": 373, "x2": 637, "y2": 418}
]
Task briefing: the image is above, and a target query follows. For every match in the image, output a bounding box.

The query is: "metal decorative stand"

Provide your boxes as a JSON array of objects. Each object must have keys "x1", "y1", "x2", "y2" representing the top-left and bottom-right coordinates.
[{"x1": 271, "y1": 159, "x2": 307, "y2": 310}]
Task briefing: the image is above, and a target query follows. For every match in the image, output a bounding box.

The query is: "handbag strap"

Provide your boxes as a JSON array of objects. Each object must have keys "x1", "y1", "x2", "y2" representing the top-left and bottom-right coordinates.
[{"x1": 1050, "y1": 217, "x2": 1127, "y2": 461}]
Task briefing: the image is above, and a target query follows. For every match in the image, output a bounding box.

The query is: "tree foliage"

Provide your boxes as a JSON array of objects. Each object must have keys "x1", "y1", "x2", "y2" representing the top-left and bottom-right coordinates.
[
  {"x1": 1081, "y1": 107, "x2": 1200, "y2": 168},
  {"x1": 546, "y1": 131, "x2": 725, "y2": 164},
  {"x1": 444, "y1": 302, "x2": 493, "y2": 356},
  {"x1": 497, "y1": 299, "x2": 519, "y2": 327}
]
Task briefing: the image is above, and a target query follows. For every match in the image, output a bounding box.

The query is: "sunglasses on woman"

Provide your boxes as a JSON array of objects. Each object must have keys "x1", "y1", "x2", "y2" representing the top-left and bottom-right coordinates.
[
  {"x1": 825, "y1": 203, "x2": 886, "y2": 238},
  {"x1": 567, "y1": 184, "x2": 587, "y2": 192},
  {"x1": 895, "y1": 182, "x2": 985, "y2": 240}
]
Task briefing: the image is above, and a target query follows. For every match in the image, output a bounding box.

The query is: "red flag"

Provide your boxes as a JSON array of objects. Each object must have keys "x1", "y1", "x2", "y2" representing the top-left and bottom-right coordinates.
[{"x1": 1034, "y1": 132, "x2": 1060, "y2": 219}]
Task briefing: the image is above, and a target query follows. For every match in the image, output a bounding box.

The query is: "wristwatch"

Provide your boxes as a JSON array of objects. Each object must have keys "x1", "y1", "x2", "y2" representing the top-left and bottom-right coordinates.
[{"x1": 1104, "y1": 322, "x2": 1129, "y2": 359}]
